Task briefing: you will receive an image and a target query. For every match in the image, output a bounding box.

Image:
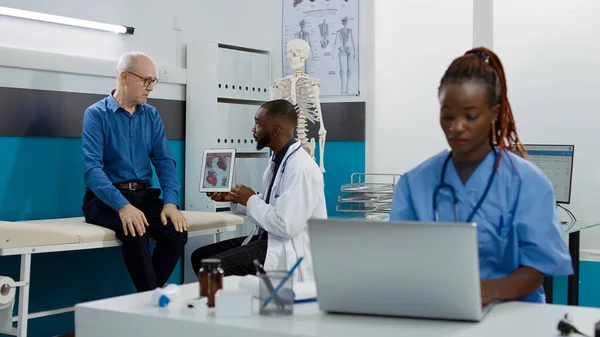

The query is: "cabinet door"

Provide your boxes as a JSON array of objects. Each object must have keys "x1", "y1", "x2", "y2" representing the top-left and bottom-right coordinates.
[
  {"x1": 241, "y1": 104, "x2": 257, "y2": 150},
  {"x1": 236, "y1": 51, "x2": 252, "y2": 100},
  {"x1": 218, "y1": 48, "x2": 238, "y2": 98},
  {"x1": 228, "y1": 103, "x2": 242, "y2": 147},
  {"x1": 216, "y1": 102, "x2": 231, "y2": 145},
  {"x1": 250, "y1": 53, "x2": 270, "y2": 100}
]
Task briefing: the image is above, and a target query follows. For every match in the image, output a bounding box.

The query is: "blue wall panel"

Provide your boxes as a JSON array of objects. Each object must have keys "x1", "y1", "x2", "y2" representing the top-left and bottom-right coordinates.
[
  {"x1": 0, "y1": 137, "x2": 184, "y2": 337},
  {"x1": 0, "y1": 137, "x2": 185, "y2": 221},
  {"x1": 314, "y1": 141, "x2": 366, "y2": 218}
]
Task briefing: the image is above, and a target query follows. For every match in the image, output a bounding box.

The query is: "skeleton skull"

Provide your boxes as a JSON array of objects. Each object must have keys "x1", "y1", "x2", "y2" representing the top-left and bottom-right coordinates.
[{"x1": 287, "y1": 39, "x2": 311, "y2": 70}]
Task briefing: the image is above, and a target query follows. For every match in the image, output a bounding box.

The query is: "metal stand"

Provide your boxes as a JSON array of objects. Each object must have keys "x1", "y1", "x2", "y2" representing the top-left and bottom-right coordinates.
[
  {"x1": 568, "y1": 231, "x2": 580, "y2": 306},
  {"x1": 544, "y1": 277, "x2": 553, "y2": 303},
  {"x1": 557, "y1": 203, "x2": 579, "y2": 306},
  {"x1": 337, "y1": 173, "x2": 400, "y2": 220},
  {"x1": 541, "y1": 229, "x2": 580, "y2": 306}
]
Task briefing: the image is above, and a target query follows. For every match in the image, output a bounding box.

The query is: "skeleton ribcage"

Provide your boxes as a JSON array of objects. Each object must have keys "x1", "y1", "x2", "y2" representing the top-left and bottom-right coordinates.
[
  {"x1": 272, "y1": 75, "x2": 326, "y2": 172},
  {"x1": 277, "y1": 77, "x2": 321, "y2": 124}
]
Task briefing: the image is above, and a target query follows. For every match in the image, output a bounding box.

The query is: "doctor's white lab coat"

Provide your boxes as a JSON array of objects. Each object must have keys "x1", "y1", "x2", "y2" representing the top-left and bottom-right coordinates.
[{"x1": 231, "y1": 140, "x2": 327, "y2": 282}]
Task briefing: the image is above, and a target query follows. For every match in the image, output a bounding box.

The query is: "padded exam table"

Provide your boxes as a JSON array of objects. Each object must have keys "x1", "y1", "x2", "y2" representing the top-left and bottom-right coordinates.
[{"x1": 0, "y1": 211, "x2": 243, "y2": 337}]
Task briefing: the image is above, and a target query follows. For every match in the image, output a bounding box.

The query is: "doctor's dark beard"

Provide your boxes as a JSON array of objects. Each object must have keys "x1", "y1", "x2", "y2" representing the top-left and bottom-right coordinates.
[{"x1": 256, "y1": 133, "x2": 271, "y2": 150}]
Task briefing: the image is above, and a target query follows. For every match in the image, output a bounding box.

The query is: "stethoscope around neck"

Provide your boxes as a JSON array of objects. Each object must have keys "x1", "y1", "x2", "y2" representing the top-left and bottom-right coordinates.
[
  {"x1": 432, "y1": 148, "x2": 498, "y2": 222},
  {"x1": 280, "y1": 143, "x2": 303, "y2": 174},
  {"x1": 272, "y1": 142, "x2": 303, "y2": 199}
]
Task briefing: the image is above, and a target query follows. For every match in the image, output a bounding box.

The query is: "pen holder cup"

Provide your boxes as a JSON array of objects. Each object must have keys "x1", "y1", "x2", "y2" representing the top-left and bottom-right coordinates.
[{"x1": 258, "y1": 271, "x2": 294, "y2": 316}]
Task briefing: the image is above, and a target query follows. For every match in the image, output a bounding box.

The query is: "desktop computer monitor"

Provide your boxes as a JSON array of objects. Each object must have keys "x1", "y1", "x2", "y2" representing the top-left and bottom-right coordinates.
[{"x1": 523, "y1": 144, "x2": 574, "y2": 204}]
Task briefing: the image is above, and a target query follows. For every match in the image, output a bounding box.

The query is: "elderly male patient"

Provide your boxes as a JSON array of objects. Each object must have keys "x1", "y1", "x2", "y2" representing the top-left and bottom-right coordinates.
[{"x1": 81, "y1": 52, "x2": 188, "y2": 292}]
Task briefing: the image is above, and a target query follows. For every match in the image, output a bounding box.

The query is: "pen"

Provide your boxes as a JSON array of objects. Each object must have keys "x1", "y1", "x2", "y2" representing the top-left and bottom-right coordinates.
[
  {"x1": 253, "y1": 260, "x2": 284, "y2": 309},
  {"x1": 262, "y1": 257, "x2": 304, "y2": 308}
]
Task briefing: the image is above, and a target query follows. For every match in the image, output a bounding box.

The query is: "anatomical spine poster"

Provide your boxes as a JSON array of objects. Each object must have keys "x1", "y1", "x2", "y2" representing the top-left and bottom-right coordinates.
[{"x1": 283, "y1": 0, "x2": 360, "y2": 96}]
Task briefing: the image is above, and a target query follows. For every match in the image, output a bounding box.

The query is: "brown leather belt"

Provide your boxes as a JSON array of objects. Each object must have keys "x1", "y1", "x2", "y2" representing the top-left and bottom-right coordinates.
[{"x1": 114, "y1": 181, "x2": 148, "y2": 190}]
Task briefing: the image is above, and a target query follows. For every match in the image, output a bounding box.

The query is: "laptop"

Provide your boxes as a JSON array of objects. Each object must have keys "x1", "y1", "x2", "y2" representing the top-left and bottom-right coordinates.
[{"x1": 307, "y1": 218, "x2": 495, "y2": 322}]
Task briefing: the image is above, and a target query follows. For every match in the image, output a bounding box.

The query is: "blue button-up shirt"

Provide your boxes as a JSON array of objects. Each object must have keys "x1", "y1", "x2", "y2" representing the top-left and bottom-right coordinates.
[{"x1": 82, "y1": 90, "x2": 180, "y2": 212}]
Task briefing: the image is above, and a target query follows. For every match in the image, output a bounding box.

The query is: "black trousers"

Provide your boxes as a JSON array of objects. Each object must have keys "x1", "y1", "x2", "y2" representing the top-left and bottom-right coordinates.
[
  {"x1": 82, "y1": 188, "x2": 188, "y2": 292},
  {"x1": 190, "y1": 234, "x2": 267, "y2": 277}
]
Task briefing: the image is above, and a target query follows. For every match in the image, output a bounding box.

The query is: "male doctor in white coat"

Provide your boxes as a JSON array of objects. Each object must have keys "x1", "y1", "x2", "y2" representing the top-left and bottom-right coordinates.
[{"x1": 190, "y1": 99, "x2": 327, "y2": 282}]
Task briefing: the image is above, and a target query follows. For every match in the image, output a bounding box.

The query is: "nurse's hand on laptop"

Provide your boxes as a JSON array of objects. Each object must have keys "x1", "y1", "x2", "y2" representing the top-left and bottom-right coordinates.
[
  {"x1": 480, "y1": 279, "x2": 496, "y2": 306},
  {"x1": 480, "y1": 267, "x2": 545, "y2": 305}
]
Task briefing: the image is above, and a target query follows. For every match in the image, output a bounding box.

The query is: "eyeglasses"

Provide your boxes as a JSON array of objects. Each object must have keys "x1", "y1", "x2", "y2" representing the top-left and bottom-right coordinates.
[{"x1": 126, "y1": 71, "x2": 159, "y2": 87}]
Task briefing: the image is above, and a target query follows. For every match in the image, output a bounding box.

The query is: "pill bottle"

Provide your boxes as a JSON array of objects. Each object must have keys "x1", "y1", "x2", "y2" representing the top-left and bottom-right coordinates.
[
  {"x1": 198, "y1": 258, "x2": 221, "y2": 298},
  {"x1": 207, "y1": 260, "x2": 224, "y2": 308}
]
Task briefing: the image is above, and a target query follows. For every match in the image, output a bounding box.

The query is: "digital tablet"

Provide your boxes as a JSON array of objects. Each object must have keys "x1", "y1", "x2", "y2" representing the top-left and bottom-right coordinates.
[{"x1": 198, "y1": 148, "x2": 236, "y2": 193}]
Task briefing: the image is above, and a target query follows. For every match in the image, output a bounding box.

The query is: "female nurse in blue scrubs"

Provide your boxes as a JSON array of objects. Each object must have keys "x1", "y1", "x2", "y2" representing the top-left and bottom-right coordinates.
[{"x1": 389, "y1": 47, "x2": 573, "y2": 305}]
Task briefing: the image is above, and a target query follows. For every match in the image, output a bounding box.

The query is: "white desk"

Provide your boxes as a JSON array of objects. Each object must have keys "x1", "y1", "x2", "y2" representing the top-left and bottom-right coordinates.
[{"x1": 74, "y1": 277, "x2": 600, "y2": 337}]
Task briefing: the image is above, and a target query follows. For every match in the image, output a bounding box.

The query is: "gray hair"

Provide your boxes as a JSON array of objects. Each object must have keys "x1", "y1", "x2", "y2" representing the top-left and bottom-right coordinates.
[{"x1": 116, "y1": 51, "x2": 151, "y2": 74}]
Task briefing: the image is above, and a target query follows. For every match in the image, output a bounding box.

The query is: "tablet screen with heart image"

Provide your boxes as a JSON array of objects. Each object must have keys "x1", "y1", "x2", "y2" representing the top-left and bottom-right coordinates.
[{"x1": 199, "y1": 148, "x2": 236, "y2": 193}]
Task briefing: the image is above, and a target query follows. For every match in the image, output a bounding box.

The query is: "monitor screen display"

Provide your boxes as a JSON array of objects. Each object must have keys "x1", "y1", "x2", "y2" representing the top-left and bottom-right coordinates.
[{"x1": 523, "y1": 144, "x2": 574, "y2": 204}]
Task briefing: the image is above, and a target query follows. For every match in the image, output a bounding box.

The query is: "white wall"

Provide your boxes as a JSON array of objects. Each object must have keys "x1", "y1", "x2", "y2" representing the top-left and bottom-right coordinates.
[
  {"x1": 177, "y1": 0, "x2": 283, "y2": 79},
  {"x1": 0, "y1": 0, "x2": 182, "y2": 66},
  {"x1": 368, "y1": 0, "x2": 474, "y2": 176},
  {"x1": 0, "y1": 0, "x2": 283, "y2": 99},
  {"x1": 494, "y1": 0, "x2": 600, "y2": 253}
]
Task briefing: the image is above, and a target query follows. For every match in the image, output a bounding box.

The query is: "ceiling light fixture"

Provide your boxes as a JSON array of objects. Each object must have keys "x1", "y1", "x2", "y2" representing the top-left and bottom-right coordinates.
[{"x1": 0, "y1": 6, "x2": 134, "y2": 35}]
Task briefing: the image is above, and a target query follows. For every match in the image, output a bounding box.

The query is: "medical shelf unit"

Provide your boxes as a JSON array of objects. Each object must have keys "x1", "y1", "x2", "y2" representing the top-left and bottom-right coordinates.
[
  {"x1": 337, "y1": 173, "x2": 401, "y2": 220},
  {"x1": 185, "y1": 40, "x2": 272, "y2": 214},
  {"x1": 184, "y1": 41, "x2": 274, "y2": 282}
]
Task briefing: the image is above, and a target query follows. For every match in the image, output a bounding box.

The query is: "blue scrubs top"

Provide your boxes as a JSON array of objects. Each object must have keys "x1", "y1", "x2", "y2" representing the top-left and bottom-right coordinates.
[{"x1": 389, "y1": 149, "x2": 573, "y2": 303}]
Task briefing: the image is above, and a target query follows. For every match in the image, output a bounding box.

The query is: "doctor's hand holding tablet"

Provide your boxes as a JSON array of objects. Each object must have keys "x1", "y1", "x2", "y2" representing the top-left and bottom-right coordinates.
[
  {"x1": 207, "y1": 184, "x2": 256, "y2": 206},
  {"x1": 389, "y1": 47, "x2": 573, "y2": 305}
]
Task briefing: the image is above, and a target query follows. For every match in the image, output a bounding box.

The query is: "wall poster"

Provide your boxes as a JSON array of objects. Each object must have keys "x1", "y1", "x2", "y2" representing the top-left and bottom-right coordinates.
[{"x1": 283, "y1": 0, "x2": 360, "y2": 96}]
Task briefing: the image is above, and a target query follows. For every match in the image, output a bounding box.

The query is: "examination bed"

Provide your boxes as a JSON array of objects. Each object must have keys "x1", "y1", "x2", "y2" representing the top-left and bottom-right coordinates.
[{"x1": 0, "y1": 211, "x2": 243, "y2": 337}]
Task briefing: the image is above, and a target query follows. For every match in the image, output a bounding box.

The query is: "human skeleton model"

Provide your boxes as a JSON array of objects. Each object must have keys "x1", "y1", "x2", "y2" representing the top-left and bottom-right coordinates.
[
  {"x1": 271, "y1": 39, "x2": 327, "y2": 173},
  {"x1": 331, "y1": 16, "x2": 356, "y2": 94},
  {"x1": 318, "y1": 19, "x2": 329, "y2": 49}
]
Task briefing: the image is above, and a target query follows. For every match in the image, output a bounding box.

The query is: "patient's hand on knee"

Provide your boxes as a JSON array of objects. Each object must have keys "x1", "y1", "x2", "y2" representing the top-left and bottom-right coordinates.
[
  {"x1": 161, "y1": 203, "x2": 188, "y2": 232},
  {"x1": 118, "y1": 204, "x2": 149, "y2": 237}
]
